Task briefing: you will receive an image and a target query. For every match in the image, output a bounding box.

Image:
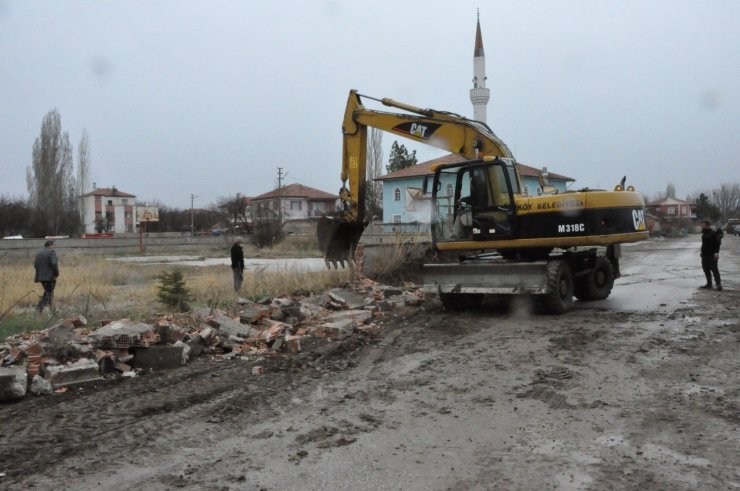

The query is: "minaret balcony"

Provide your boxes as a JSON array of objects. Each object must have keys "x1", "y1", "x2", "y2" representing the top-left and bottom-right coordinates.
[{"x1": 470, "y1": 87, "x2": 490, "y2": 104}]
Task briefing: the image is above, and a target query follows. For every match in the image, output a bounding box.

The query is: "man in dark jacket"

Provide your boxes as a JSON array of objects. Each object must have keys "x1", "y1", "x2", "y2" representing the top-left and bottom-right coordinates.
[
  {"x1": 34, "y1": 240, "x2": 59, "y2": 312},
  {"x1": 230, "y1": 237, "x2": 245, "y2": 292},
  {"x1": 699, "y1": 221, "x2": 722, "y2": 291}
]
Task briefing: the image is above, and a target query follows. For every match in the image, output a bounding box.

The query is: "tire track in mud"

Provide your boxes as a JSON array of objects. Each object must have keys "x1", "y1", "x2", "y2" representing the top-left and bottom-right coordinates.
[
  {"x1": 0, "y1": 361, "x2": 255, "y2": 482},
  {"x1": 0, "y1": 331, "x2": 380, "y2": 487}
]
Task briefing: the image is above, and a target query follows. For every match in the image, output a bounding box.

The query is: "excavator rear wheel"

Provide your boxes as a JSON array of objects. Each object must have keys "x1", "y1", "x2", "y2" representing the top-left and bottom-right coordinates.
[
  {"x1": 542, "y1": 260, "x2": 574, "y2": 314},
  {"x1": 574, "y1": 257, "x2": 614, "y2": 301}
]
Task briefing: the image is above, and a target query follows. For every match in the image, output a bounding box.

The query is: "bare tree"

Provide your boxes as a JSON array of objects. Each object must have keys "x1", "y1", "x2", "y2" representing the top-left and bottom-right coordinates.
[
  {"x1": 712, "y1": 182, "x2": 740, "y2": 219},
  {"x1": 27, "y1": 109, "x2": 78, "y2": 235},
  {"x1": 366, "y1": 128, "x2": 384, "y2": 217},
  {"x1": 665, "y1": 183, "x2": 676, "y2": 199},
  {"x1": 218, "y1": 193, "x2": 253, "y2": 234}
]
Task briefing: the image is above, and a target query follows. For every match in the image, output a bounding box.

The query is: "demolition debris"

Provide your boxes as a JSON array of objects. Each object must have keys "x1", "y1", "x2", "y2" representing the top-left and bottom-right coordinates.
[{"x1": 0, "y1": 283, "x2": 424, "y2": 401}]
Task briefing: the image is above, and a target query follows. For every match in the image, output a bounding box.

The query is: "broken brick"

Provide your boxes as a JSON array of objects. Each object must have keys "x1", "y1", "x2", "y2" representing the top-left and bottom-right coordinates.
[
  {"x1": 260, "y1": 321, "x2": 290, "y2": 343},
  {"x1": 285, "y1": 335, "x2": 302, "y2": 353}
]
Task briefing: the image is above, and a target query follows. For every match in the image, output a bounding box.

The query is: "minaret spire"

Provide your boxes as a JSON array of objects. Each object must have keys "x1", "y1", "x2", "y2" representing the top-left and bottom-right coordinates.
[{"x1": 470, "y1": 9, "x2": 490, "y2": 123}]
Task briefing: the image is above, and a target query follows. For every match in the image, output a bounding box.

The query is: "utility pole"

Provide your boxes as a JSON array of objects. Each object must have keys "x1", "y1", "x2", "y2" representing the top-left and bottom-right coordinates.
[
  {"x1": 277, "y1": 167, "x2": 287, "y2": 222},
  {"x1": 190, "y1": 194, "x2": 197, "y2": 237}
]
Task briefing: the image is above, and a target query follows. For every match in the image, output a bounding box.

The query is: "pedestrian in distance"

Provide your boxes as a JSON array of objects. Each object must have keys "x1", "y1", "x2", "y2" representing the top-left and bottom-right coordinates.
[
  {"x1": 34, "y1": 240, "x2": 59, "y2": 312},
  {"x1": 230, "y1": 237, "x2": 245, "y2": 292},
  {"x1": 699, "y1": 220, "x2": 722, "y2": 291}
]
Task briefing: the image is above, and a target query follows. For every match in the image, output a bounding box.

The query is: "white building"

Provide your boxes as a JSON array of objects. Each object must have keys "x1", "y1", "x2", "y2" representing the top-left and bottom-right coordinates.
[
  {"x1": 79, "y1": 186, "x2": 137, "y2": 234},
  {"x1": 251, "y1": 183, "x2": 337, "y2": 222}
]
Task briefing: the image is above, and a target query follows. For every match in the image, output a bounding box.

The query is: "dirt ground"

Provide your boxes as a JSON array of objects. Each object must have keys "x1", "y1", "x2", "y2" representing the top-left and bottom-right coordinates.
[{"x1": 1, "y1": 236, "x2": 738, "y2": 490}]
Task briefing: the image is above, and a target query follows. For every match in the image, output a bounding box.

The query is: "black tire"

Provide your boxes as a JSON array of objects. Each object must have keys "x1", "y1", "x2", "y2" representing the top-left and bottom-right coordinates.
[
  {"x1": 580, "y1": 257, "x2": 614, "y2": 301},
  {"x1": 542, "y1": 260, "x2": 574, "y2": 314},
  {"x1": 440, "y1": 293, "x2": 483, "y2": 311}
]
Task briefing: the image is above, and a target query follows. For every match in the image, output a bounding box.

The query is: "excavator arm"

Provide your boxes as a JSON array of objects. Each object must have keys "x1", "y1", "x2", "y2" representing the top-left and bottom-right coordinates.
[{"x1": 319, "y1": 89, "x2": 514, "y2": 267}]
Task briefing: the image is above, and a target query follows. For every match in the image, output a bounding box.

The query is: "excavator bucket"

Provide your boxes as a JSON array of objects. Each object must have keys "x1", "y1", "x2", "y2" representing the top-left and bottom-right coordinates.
[{"x1": 317, "y1": 216, "x2": 367, "y2": 269}]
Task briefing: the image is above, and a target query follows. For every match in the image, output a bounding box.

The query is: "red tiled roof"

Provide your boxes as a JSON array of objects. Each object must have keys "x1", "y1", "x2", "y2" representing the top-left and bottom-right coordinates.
[
  {"x1": 80, "y1": 187, "x2": 136, "y2": 198},
  {"x1": 377, "y1": 153, "x2": 574, "y2": 182},
  {"x1": 646, "y1": 197, "x2": 693, "y2": 206},
  {"x1": 252, "y1": 183, "x2": 336, "y2": 200}
]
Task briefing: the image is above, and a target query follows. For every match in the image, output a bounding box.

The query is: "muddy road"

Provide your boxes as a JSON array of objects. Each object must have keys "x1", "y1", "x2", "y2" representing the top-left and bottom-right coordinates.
[{"x1": 1, "y1": 236, "x2": 738, "y2": 490}]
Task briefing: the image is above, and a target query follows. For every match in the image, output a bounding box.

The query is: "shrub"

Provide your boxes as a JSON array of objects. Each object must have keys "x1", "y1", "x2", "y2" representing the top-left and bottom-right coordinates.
[{"x1": 156, "y1": 270, "x2": 193, "y2": 312}]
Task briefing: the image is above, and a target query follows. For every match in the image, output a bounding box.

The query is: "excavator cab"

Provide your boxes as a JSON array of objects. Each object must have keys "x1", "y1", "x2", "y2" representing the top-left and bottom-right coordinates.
[{"x1": 431, "y1": 158, "x2": 519, "y2": 243}]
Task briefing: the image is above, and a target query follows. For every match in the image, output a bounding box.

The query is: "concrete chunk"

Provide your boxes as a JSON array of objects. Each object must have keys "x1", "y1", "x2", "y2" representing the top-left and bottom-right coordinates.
[
  {"x1": 132, "y1": 345, "x2": 185, "y2": 369},
  {"x1": 44, "y1": 359, "x2": 102, "y2": 389},
  {"x1": 239, "y1": 305, "x2": 271, "y2": 324},
  {"x1": 0, "y1": 366, "x2": 27, "y2": 401},
  {"x1": 376, "y1": 286, "x2": 403, "y2": 298},
  {"x1": 325, "y1": 309, "x2": 372, "y2": 324},
  {"x1": 319, "y1": 319, "x2": 356, "y2": 339},
  {"x1": 30, "y1": 375, "x2": 53, "y2": 396},
  {"x1": 329, "y1": 289, "x2": 367, "y2": 310},
  {"x1": 87, "y1": 319, "x2": 154, "y2": 345},
  {"x1": 207, "y1": 314, "x2": 255, "y2": 338}
]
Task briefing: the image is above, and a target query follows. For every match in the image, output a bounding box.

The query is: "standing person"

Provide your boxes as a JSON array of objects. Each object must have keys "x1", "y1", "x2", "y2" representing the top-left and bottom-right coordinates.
[
  {"x1": 699, "y1": 221, "x2": 722, "y2": 291},
  {"x1": 230, "y1": 237, "x2": 245, "y2": 293},
  {"x1": 34, "y1": 240, "x2": 59, "y2": 312}
]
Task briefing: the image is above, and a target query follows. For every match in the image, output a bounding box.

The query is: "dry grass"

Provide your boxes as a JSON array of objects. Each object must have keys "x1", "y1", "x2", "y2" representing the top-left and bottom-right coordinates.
[
  {"x1": 0, "y1": 252, "x2": 351, "y2": 337},
  {"x1": 362, "y1": 233, "x2": 433, "y2": 284}
]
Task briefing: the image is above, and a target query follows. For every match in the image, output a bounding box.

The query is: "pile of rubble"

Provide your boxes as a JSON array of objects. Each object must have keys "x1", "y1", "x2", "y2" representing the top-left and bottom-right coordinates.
[{"x1": 0, "y1": 283, "x2": 424, "y2": 402}]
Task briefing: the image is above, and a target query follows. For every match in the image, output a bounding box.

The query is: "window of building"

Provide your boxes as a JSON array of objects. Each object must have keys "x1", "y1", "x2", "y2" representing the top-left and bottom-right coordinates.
[
  {"x1": 290, "y1": 200, "x2": 302, "y2": 211},
  {"x1": 667, "y1": 207, "x2": 676, "y2": 215},
  {"x1": 394, "y1": 188, "x2": 401, "y2": 201},
  {"x1": 393, "y1": 214, "x2": 402, "y2": 224},
  {"x1": 272, "y1": 201, "x2": 278, "y2": 210},
  {"x1": 312, "y1": 202, "x2": 325, "y2": 211},
  {"x1": 122, "y1": 199, "x2": 128, "y2": 205},
  {"x1": 107, "y1": 200, "x2": 113, "y2": 206}
]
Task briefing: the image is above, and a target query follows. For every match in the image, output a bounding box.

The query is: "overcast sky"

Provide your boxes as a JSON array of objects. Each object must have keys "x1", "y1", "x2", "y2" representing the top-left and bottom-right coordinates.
[{"x1": 1, "y1": 0, "x2": 738, "y2": 209}]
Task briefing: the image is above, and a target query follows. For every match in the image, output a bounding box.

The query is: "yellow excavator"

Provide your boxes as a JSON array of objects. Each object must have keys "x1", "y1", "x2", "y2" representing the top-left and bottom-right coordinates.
[{"x1": 318, "y1": 90, "x2": 648, "y2": 313}]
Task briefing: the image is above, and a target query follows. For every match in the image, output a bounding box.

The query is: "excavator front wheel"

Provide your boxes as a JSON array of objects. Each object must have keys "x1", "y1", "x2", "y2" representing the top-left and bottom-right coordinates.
[{"x1": 542, "y1": 260, "x2": 574, "y2": 314}]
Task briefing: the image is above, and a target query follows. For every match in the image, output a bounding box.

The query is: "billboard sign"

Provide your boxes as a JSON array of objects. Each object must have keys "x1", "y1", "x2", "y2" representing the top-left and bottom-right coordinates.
[{"x1": 136, "y1": 206, "x2": 160, "y2": 222}]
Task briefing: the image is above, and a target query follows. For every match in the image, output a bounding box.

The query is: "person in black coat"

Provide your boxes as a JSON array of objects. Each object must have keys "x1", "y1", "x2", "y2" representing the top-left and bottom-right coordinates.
[
  {"x1": 230, "y1": 238, "x2": 245, "y2": 292},
  {"x1": 34, "y1": 240, "x2": 59, "y2": 312},
  {"x1": 699, "y1": 221, "x2": 722, "y2": 291}
]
